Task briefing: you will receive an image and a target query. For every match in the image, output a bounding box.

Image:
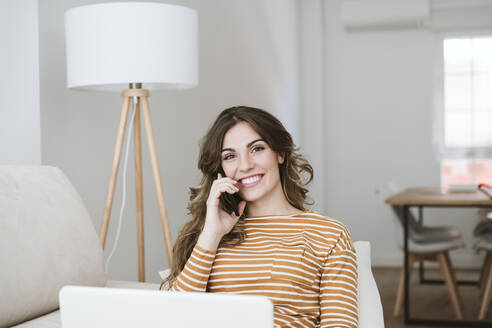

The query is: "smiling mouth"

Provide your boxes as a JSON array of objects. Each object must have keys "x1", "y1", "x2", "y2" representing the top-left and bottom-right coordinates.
[{"x1": 240, "y1": 174, "x2": 264, "y2": 187}]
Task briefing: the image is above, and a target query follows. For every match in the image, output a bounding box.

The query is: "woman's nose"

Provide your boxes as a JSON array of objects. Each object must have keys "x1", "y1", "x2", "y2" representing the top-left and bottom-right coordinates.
[{"x1": 239, "y1": 154, "x2": 254, "y2": 171}]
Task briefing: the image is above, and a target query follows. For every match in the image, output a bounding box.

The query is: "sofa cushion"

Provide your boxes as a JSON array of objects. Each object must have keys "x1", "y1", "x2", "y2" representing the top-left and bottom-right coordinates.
[
  {"x1": 0, "y1": 165, "x2": 107, "y2": 327},
  {"x1": 105, "y1": 279, "x2": 160, "y2": 290},
  {"x1": 12, "y1": 310, "x2": 60, "y2": 328},
  {"x1": 13, "y1": 280, "x2": 159, "y2": 328}
]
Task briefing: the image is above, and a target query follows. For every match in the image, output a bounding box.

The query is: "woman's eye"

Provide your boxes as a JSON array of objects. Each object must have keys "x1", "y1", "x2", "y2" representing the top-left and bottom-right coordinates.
[
  {"x1": 223, "y1": 154, "x2": 234, "y2": 160},
  {"x1": 252, "y1": 146, "x2": 264, "y2": 153}
]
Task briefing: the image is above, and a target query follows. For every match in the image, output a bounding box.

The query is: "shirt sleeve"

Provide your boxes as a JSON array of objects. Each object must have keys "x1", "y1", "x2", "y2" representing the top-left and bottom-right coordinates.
[
  {"x1": 169, "y1": 244, "x2": 216, "y2": 292},
  {"x1": 319, "y1": 228, "x2": 359, "y2": 328}
]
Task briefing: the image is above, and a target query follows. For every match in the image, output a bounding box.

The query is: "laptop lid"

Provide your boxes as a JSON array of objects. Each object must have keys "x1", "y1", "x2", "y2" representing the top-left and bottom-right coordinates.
[{"x1": 59, "y1": 286, "x2": 273, "y2": 328}]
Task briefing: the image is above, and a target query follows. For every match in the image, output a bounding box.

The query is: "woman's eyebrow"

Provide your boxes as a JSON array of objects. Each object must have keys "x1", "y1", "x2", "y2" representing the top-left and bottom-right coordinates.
[{"x1": 221, "y1": 138, "x2": 265, "y2": 153}]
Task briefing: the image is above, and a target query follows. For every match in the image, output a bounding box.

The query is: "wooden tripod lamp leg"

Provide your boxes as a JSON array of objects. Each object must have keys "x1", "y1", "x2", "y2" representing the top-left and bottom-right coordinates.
[
  {"x1": 140, "y1": 96, "x2": 173, "y2": 266},
  {"x1": 134, "y1": 101, "x2": 145, "y2": 282},
  {"x1": 100, "y1": 96, "x2": 131, "y2": 249}
]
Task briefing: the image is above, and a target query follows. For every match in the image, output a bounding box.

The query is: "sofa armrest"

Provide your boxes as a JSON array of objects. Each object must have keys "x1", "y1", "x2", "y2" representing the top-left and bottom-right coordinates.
[{"x1": 355, "y1": 241, "x2": 385, "y2": 328}]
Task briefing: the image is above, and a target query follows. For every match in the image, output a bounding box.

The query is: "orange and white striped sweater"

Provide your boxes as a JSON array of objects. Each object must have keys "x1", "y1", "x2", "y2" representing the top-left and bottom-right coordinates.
[{"x1": 170, "y1": 210, "x2": 358, "y2": 328}]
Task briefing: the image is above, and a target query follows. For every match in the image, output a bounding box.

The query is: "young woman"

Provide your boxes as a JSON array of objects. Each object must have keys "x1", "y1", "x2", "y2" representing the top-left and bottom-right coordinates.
[{"x1": 162, "y1": 106, "x2": 358, "y2": 328}]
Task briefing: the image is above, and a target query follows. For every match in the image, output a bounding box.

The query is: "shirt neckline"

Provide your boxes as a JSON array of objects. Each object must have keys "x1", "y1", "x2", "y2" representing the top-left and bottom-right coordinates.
[{"x1": 244, "y1": 209, "x2": 312, "y2": 219}]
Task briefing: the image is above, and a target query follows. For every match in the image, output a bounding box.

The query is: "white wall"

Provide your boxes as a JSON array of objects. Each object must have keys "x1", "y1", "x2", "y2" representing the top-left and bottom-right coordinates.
[
  {"x1": 39, "y1": 0, "x2": 300, "y2": 283},
  {"x1": 37, "y1": 0, "x2": 492, "y2": 281},
  {"x1": 299, "y1": 1, "x2": 325, "y2": 212},
  {"x1": 0, "y1": 0, "x2": 41, "y2": 164},
  {"x1": 320, "y1": 0, "x2": 492, "y2": 267}
]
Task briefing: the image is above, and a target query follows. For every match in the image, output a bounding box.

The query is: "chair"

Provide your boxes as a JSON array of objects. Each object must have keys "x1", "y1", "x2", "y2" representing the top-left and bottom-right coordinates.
[
  {"x1": 474, "y1": 222, "x2": 492, "y2": 320},
  {"x1": 382, "y1": 182, "x2": 465, "y2": 319}
]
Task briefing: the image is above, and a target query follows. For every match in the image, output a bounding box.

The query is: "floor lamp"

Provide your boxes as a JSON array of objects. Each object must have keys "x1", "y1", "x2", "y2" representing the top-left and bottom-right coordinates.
[{"x1": 64, "y1": 3, "x2": 198, "y2": 282}]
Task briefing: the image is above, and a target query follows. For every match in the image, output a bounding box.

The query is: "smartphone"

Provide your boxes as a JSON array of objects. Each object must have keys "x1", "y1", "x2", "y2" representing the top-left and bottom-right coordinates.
[
  {"x1": 220, "y1": 191, "x2": 243, "y2": 217},
  {"x1": 218, "y1": 169, "x2": 243, "y2": 216}
]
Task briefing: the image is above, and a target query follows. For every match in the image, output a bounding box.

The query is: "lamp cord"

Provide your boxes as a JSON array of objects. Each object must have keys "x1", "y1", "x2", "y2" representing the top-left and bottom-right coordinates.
[{"x1": 105, "y1": 98, "x2": 137, "y2": 272}]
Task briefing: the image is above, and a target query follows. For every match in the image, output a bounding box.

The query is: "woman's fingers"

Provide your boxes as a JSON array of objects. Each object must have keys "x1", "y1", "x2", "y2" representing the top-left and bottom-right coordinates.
[
  {"x1": 215, "y1": 185, "x2": 238, "y2": 197},
  {"x1": 212, "y1": 188, "x2": 235, "y2": 201},
  {"x1": 207, "y1": 172, "x2": 242, "y2": 216},
  {"x1": 211, "y1": 180, "x2": 239, "y2": 194},
  {"x1": 216, "y1": 179, "x2": 239, "y2": 189},
  {"x1": 214, "y1": 173, "x2": 239, "y2": 186},
  {"x1": 213, "y1": 182, "x2": 238, "y2": 194},
  {"x1": 208, "y1": 184, "x2": 238, "y2": 206}
]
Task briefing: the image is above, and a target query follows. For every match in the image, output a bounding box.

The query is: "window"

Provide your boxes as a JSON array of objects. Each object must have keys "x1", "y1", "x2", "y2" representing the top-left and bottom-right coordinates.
[{"x1": 438, "y1": 34, "x2": 492, "y2": 188}]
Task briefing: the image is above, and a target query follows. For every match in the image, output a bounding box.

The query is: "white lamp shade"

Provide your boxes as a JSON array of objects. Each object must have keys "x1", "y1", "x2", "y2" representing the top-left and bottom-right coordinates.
[{"x1": 65, "y1": 2, "x2": 198, "y2": 92}]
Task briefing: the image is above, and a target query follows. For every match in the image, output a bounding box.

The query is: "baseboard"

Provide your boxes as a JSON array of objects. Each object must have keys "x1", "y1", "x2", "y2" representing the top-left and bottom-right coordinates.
[{"x1": 372, "y1": 255, "x2": 484, "y2": 269}]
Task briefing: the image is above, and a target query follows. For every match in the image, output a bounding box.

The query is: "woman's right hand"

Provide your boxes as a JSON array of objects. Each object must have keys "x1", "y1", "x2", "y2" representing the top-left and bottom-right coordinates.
[{"x1": 198, "y1": 173, "x2": 246, "y2": 251}]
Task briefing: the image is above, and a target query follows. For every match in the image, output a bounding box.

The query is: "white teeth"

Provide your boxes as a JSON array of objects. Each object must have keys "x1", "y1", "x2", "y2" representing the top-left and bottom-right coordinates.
[{"x1": 242, "y1": 175, "x2": 261, "y2": 184}]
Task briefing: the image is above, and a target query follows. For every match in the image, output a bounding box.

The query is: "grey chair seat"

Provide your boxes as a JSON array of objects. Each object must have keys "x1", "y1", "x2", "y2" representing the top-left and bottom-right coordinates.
[
  {"x1": 390, "y1": 204, "x2": 465, "y2": 248},
  {"x1": 474, "y1": 220, "x2": 492, "y2": 240},
  {"x1": 406, "y1": 236, "x2": 464, "y2": 254},
  {"x1": 476, "y1": 238, "x2": 492, "y2": 252},
  {"x1": 412, "y1": 225, "x2": 463, "y2": 244}
]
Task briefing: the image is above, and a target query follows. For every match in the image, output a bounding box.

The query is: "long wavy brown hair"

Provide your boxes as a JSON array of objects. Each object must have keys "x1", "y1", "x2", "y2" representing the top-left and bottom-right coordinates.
[{"x1": 160, "y1": 106, "x2": 314, "y2": 290}]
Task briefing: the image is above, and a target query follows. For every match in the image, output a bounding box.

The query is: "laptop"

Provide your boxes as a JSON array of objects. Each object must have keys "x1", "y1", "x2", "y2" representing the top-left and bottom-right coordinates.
[{"x1": 59, "y1": 286, "x2": 273, "y2": 328}]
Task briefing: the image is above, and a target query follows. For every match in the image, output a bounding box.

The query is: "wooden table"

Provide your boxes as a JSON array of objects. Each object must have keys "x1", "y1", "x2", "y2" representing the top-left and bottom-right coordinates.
[{"x1": 386, "y1": 187, "x2": 492, "y2": 326}]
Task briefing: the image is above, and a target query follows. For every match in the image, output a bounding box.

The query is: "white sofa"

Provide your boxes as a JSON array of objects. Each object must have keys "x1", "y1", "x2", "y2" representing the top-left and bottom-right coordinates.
[{"x1": 0, "y1": 165, "x2": 383, "y2": 327}]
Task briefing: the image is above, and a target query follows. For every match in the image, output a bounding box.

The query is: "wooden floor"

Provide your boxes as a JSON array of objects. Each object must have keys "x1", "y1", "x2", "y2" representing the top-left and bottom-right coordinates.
[{"x1": 373, "y1": 267, "x2": 492, "y2": 328}]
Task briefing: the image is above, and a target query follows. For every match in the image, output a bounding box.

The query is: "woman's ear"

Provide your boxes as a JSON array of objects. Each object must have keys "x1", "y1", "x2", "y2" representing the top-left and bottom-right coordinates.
[{"x1": 277, "y1": 152, "x2": 285, "y2": 164}]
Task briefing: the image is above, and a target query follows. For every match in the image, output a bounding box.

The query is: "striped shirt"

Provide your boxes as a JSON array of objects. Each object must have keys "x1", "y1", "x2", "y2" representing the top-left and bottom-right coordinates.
[{"x1": 170, "y1": 210, "x2": 358, "y2": 328}]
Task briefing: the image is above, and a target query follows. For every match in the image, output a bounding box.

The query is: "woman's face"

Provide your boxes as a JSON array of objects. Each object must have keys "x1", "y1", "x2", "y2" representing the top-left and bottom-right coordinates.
[{"x1": 220, "y1": 122, "x2": 284, "y2": 203}]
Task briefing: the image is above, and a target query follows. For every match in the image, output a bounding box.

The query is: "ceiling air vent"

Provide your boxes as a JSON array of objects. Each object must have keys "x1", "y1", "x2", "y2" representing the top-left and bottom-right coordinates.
[{"x1": 341, "y1": 0, "x2": 431, "y2": 31}]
